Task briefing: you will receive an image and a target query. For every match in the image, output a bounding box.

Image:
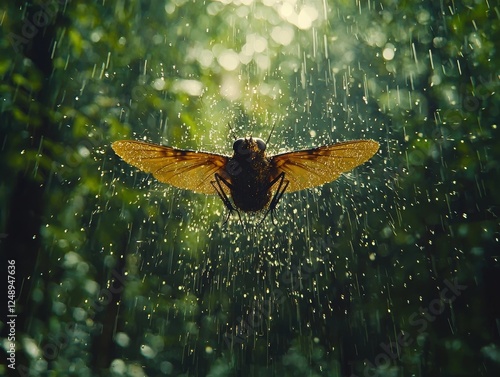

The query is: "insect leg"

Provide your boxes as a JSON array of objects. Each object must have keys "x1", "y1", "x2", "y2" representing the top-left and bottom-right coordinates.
[
  {"x1": 211, "y1": 174, "x2": 242, "y2": 224},
  {"x1": 261, "y1": 172, "x2": 289, "y2": 224}
]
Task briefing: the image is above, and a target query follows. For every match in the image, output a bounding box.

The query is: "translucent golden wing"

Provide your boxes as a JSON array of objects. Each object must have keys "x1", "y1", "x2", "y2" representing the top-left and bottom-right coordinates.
[
  {"x1": 112, "y1": 140, "x2": 230, "y2": 195},
  {"x1": 270, "y1": 139, "x2": 379, "y2": 193}
]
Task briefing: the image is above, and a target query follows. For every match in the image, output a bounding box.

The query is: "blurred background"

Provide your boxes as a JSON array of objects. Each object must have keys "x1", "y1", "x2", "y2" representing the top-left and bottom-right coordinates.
[{"x1": 1, "y1": 0, "x2": 500, "y2": 376}]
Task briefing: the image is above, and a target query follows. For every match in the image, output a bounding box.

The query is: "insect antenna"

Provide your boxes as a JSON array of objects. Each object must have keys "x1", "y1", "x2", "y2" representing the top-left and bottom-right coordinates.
[
  {"x1": 266, "y1": 122, "x2": 277, "y2": 145},
  {"x1": 227, "y1": 122, "x2": 238, "y2": 140}
]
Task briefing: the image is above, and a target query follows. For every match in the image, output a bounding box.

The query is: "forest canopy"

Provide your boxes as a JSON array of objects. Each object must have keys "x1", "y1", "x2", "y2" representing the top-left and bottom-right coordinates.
[{"x1": 1, "y1": 0, "x2": 499, "y2": 376}]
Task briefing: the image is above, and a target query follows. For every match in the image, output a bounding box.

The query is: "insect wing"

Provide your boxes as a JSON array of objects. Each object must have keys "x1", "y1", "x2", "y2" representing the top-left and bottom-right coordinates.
[
  {"x1": 112, "y1": 140, "x2": 230, "y2": 194},
  {"x1": 270, "y1": 139, "x2": 379, "y2": 193}
]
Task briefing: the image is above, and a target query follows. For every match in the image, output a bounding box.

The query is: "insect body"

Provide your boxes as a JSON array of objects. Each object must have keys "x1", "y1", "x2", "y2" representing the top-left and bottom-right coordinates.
[
  {"x1": 112, "y1": 136, "x2": 379, "y2": 222},
  {"x1": 210, "y1": 137, "x2": 288, "y2": 220}
]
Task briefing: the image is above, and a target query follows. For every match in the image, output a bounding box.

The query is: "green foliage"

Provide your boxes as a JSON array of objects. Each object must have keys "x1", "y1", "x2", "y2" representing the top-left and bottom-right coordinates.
[{"x1": 1, "y1": 0, "x2": 499, "y2": 376}]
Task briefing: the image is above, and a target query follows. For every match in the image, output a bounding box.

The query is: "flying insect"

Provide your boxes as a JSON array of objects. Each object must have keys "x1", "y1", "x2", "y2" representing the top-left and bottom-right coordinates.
[{"x1": 112, "y1": 135, "x2": 379, "y2": 222}]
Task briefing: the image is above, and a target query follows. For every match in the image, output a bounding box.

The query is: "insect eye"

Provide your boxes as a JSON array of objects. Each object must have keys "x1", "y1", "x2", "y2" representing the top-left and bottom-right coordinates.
[
  {"x1": 255, "y1": 138, "x2": 266, "y2": 151},
  {"x1": 233, "y1": 138, "x2": 245, "y2": 152}
]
